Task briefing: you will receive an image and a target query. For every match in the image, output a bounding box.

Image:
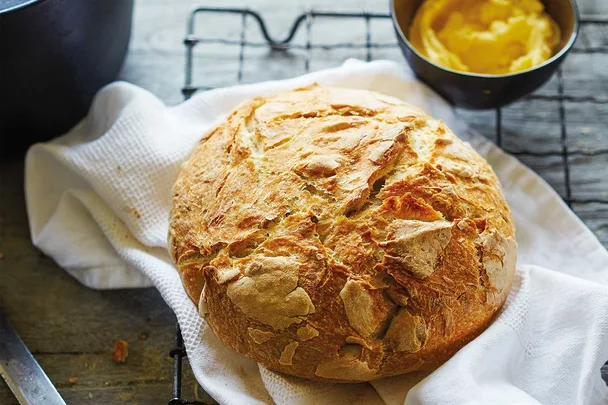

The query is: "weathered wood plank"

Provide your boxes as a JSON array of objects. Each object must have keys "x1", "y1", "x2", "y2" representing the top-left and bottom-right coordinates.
[
  {"x1": 0, "y1": 382, "x2": 203, "y2": 405},
  {"x1": 569, "y1": 153, "x2": 608, "y2": 200},
  {"x1": 0, "y1": 356, "x2": 205, "y2": 405},
  {"x1": 0, "y1": 154, "x2": 201, "y2": 404},
  {"x1": 565, "y1": 101, "x2": 608, "y2": 151},
  {"x1": 457, "y1": 100, "x2": 563, "y2": 153},
  {"x1": 573, "y1": 203, "x2": 608, "y2": 247},
  {"x1": 562, "y1": 53, "x2": 608, "y2": 100},
  {"x1": 119, "y1": 52, "x2": 185, "y2": 106},
  {"x1": 516, "y1": 155, "x2": 568, "y2": 198},
  {"x1": 578, "y1": 0, "x2": 608, "y2": 16},
  {"x1": 575, "y1": 23, "x2": 608, "y2": 51}
]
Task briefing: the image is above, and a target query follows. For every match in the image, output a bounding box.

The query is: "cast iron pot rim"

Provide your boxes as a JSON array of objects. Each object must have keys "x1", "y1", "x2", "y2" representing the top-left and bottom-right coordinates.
[
  {"x1": 0, "y1": 0, "x2": 49, "y2": 15},
  {"x1": 390, "y1": 0, "x2": 580, "y2": 79}
]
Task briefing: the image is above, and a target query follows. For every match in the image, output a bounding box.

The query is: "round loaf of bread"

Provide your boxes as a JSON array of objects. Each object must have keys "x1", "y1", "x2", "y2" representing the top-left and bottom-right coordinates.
[{"x1": 169, "y1": 86, "x2": 516, "y2": 382}]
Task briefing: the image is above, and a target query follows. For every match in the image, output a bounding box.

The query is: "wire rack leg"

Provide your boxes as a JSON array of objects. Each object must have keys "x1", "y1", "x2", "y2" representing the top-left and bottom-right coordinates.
[
  {"x1": 495, "y1": 108, "x2": 503, "y2": 148},
  {"x1": 169, "y1": 323, "x2": 186, "y2": 405},
  {"x1": 304, "y1": 10, "x2": 313, "y2": 73},
  {"x1": 237, "y1": 12, "x2": 248, "y2": 83},
  {"x1": 557, "y1": 68, "x2": 573, "y2": 207}
]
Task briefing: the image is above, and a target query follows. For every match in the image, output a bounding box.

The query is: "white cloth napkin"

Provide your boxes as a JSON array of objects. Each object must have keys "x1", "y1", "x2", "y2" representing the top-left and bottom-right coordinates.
[{"x1": 25, "y1": 60, "x2": 608, "y2": 405}]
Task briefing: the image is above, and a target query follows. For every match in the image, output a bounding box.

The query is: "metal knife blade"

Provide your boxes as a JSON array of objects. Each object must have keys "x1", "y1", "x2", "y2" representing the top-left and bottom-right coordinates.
[{"x1": 0, "y1": 312, "x2": 67, "y2": 405}]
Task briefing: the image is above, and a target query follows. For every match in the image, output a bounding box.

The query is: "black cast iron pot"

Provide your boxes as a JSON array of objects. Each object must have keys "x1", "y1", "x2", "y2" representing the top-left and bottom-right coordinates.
[{"x1": 0, "y1": 0, "x2": 134, "y2": 155}]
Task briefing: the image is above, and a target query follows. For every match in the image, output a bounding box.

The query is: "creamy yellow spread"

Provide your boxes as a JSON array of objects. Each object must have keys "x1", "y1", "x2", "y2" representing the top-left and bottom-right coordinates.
[{"x1": 409, "y1": 0, "x2": 561, "y2": 75}]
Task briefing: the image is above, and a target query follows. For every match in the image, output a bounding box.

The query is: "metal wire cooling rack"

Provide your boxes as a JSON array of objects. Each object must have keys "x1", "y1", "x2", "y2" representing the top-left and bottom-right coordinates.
[{"x1": 169, "y1": 7, "x2": 608, "y2": 404}]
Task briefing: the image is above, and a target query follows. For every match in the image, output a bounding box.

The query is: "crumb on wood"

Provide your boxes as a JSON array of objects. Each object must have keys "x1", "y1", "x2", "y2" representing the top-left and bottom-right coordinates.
[
  {"x1": 68, "y1": 377, "x2": 77, "y2": 384},
  {"x1": 88, "y1": 393, "x2": 94, "y2": 399},
  {"x1": 139, "y1": 332, "x2": 148, "y2": 341},
  {"x1": 194, "y1": 382, "x2": 200, "y2": 401},
  {"x1": 112, "y1": 339, "x2": 129, "y2": 363},
  {"x1": 87, "y1": 358, "x2": 100, "y2": 371},
  {"x1": 118, "y1": 392, "x2": 134, "y2": 401},
  {"x1": 135, "y1": 376, "x2": 168, "y2": 384}
]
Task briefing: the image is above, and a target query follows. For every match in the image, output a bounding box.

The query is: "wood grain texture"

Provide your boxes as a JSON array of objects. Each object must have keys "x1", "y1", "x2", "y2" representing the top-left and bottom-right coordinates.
[
  {"x1": 0, "y1": 157, "x2": 204, "y2": 405},
  {"x1": 1, "y1": 0, "x2": 607, "y2": 403}
]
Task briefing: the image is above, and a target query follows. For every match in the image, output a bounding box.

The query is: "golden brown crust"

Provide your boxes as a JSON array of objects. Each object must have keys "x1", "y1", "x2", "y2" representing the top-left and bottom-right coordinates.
[{"x1": 169, "y1": 86, "x2": 516, "y2": 382}]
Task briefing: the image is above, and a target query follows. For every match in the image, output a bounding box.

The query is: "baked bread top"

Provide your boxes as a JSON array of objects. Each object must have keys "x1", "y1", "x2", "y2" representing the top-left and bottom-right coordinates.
[{"x1": 169, "y1": 85, "x2": 516, "y2": 382}]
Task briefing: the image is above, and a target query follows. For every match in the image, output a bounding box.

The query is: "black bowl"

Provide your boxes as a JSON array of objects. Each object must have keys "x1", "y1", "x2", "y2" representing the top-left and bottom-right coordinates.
[{"x1": 391, "y1": 0, "x2": 579, "y2": 110}]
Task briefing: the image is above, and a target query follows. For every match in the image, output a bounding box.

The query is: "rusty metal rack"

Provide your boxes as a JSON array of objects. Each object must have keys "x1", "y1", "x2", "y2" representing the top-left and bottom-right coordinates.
[{"x1": 169, "y1": 7, "x2": 608, "y2": 405}]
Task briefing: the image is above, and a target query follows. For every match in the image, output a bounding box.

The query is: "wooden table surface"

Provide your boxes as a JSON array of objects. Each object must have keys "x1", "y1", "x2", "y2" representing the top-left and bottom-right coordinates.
[{"x1": 1, "y1": 0, "x2": 607, "y2": 404}]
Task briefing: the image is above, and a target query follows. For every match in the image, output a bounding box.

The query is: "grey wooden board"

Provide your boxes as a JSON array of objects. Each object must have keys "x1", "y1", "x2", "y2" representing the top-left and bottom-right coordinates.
[{"x1": 1, "y1": 0, "x2": 607, "y2": 404}]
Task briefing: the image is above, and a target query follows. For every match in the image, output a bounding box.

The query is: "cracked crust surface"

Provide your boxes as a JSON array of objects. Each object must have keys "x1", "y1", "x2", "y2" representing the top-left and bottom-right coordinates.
[{"x1": 169, "y1": 86, "x2": 516, "y2": 382}]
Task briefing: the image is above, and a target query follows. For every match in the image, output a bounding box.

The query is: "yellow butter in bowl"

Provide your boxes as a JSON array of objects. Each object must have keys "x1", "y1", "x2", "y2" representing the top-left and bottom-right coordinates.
[{"x1": 409, "y1": 0, "x2": 561, "y2": 75}]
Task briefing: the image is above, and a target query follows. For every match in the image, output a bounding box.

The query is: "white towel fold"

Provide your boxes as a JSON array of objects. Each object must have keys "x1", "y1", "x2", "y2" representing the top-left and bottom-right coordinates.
[{"x1": 25, "y1": 60, "x2": 608, "y2": 405}]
